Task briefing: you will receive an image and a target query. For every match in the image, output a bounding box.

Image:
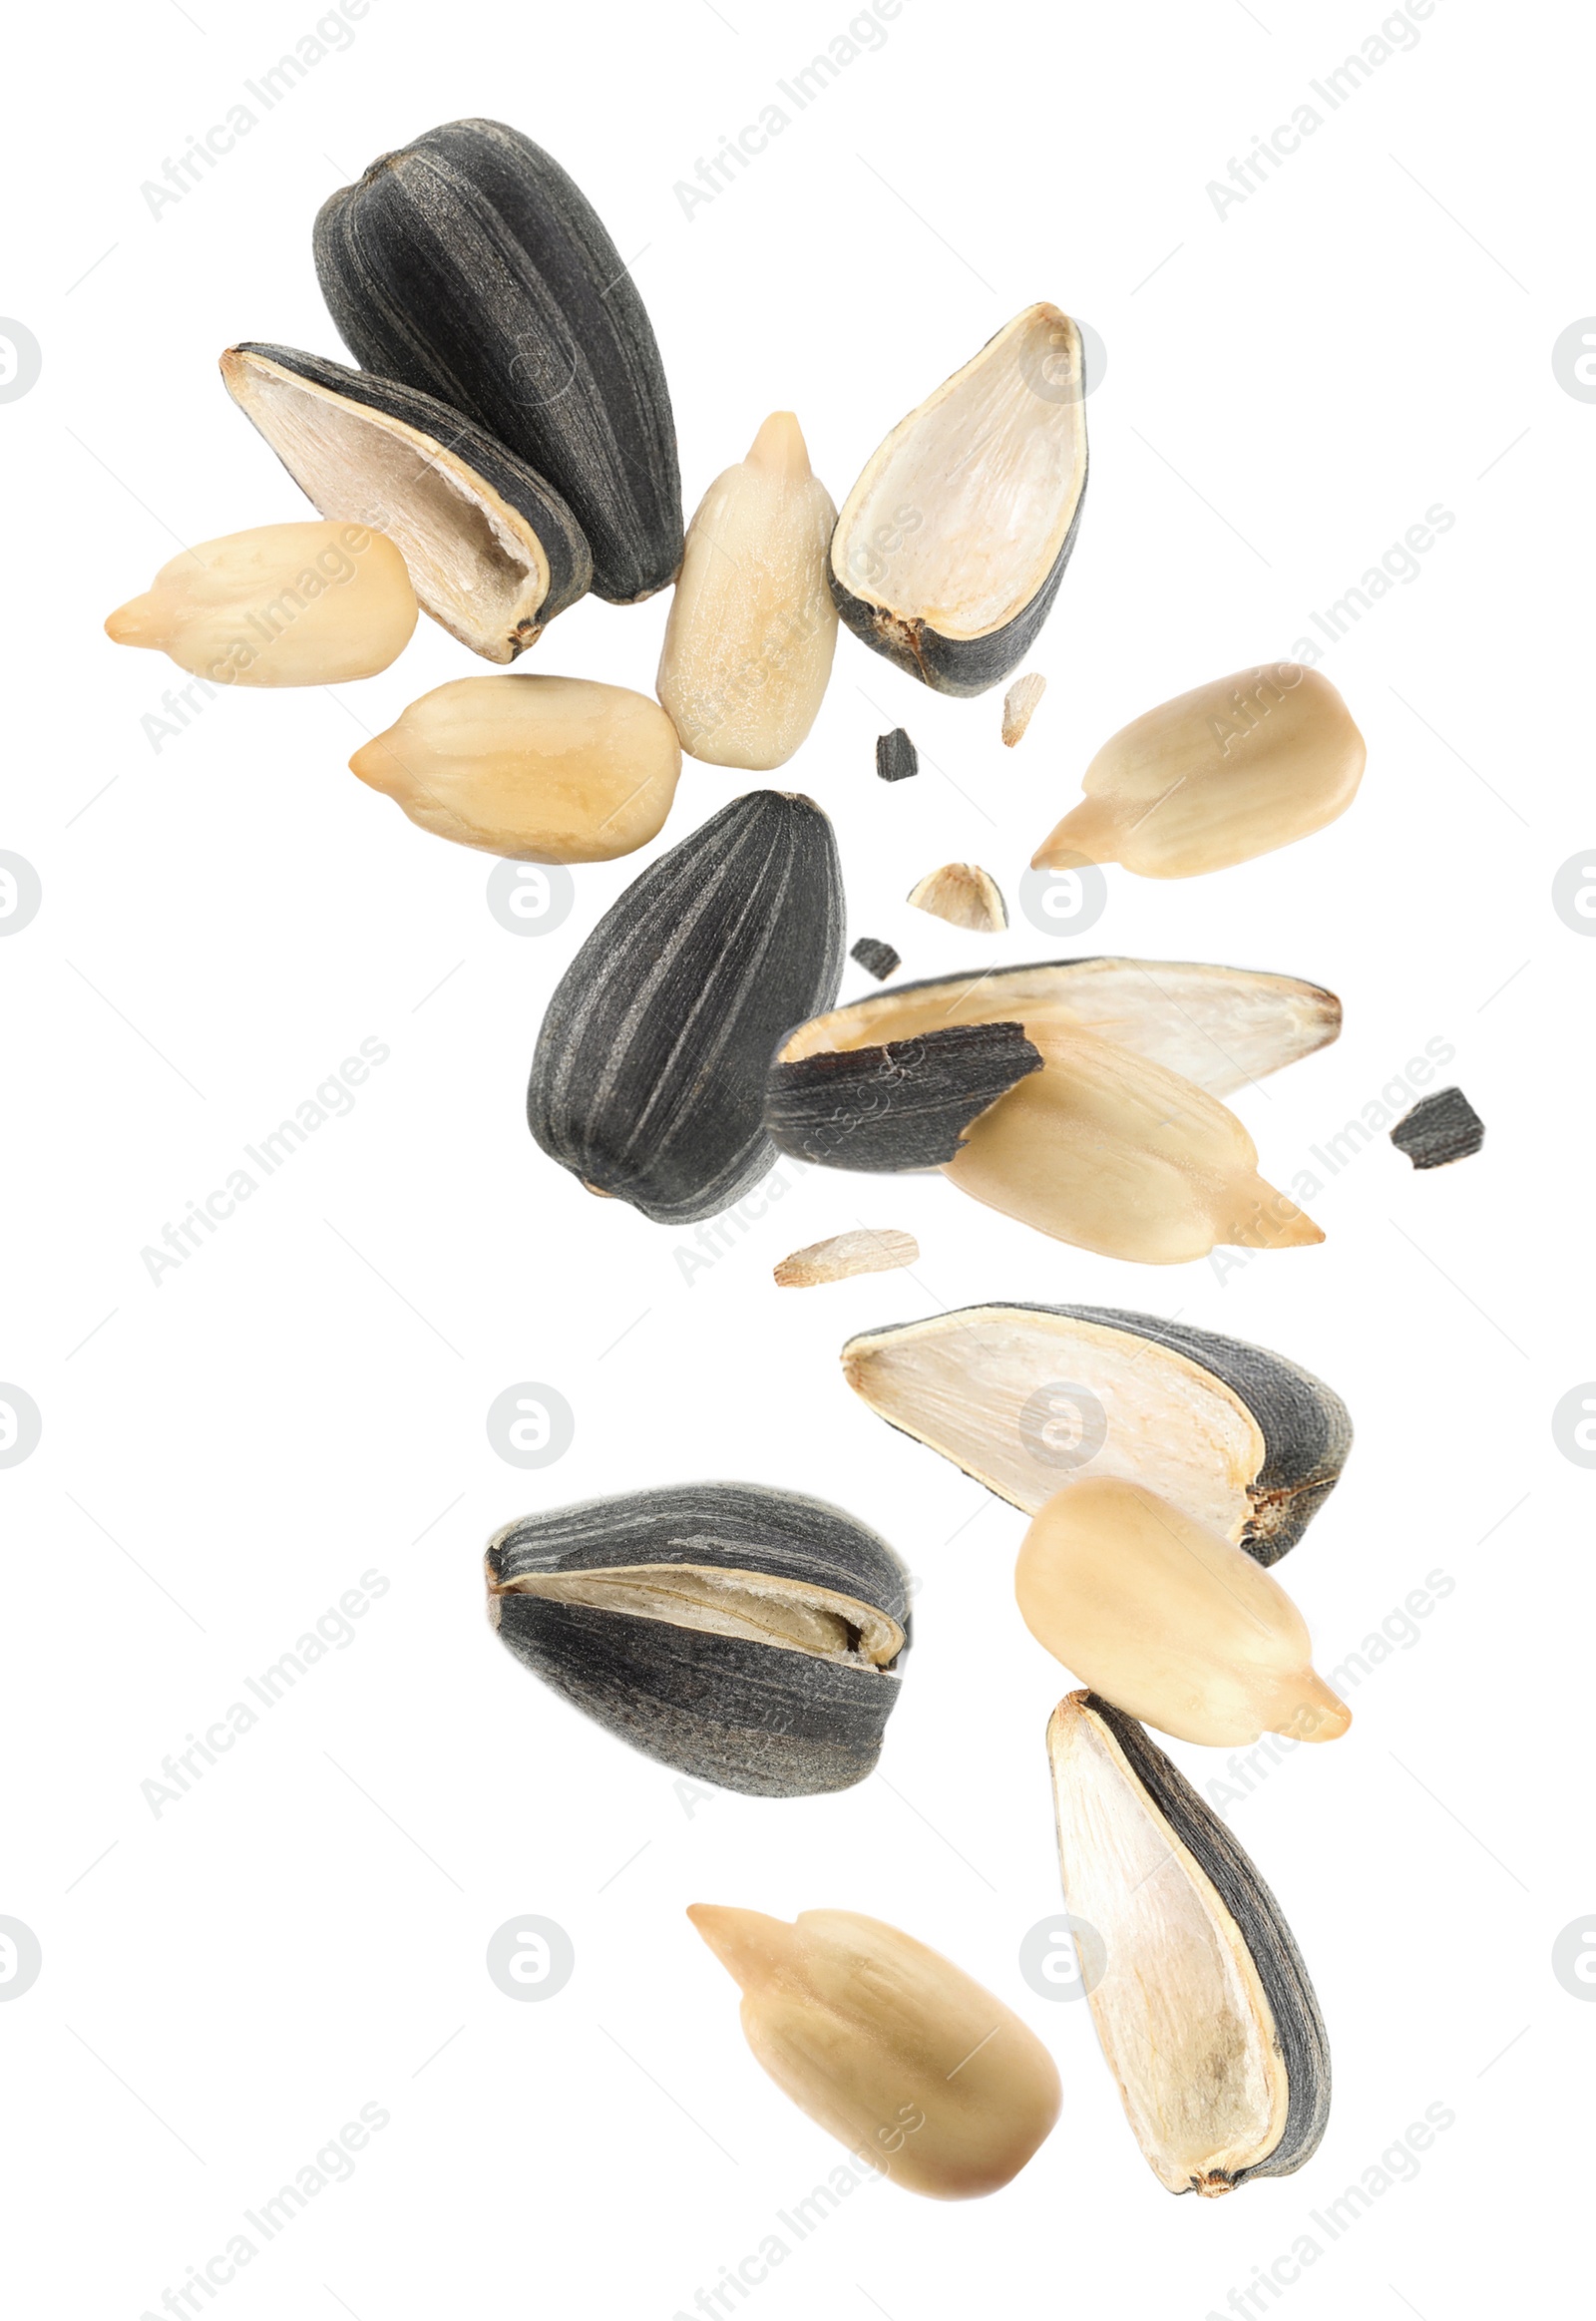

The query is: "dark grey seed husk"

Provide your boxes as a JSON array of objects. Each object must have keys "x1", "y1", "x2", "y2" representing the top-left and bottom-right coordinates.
[
  {"x1": 221, "y1": 342, "x2": 592, "y2": 661},
  {"x1": 313, "y1": 119, "x2": 683, "y2": 603},
  {"x1": 876, "y1": 728, "x2": 919, "y2": 782},
  {"x1": 836, "y1": 510, "x2": 1085, "y2": 699},
  {"x1": 1390, "y1": 1085, "x2": 1484, "y2": 1169},
  {"x1": 1078, "y1": 1695, "x2": 1330, "y2": 2189},
  {"x1": 528, "y1": 791, "x2": 844, "y2": 1224},
  {"x1": 850, "y1": 937, "x2": 900, "y2": 981},
  {"x1": 1049, "y1": 1305, "x2": 1351, "y2": 1563},
  {"x1": 486, "y1": 1484, "x2": 910, "y2": 1797},
  {"x1": 765, "y1": 1022, "x2": 1041, "y2": 1172},
  {"x1": 842, "y1": 1302, "x2": 1352, "y2": 1562}
]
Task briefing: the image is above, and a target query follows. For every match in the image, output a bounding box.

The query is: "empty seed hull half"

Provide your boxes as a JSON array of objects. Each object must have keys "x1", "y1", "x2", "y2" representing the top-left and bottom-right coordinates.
[
  {"x1": 220, "y1": 343, "x2": 592, "y2": 663},
  {"x1": 1016, "y1": 1478, "x2": 1350, "y2": 1746},
  {"x1": 776, "y1": 957, "x2": 1340, "y2": 1099},
  {"x1": 529, "y1": 790, "x2": 844, "y2": 1223},
  {"x1": 841, "y1": 1303, "x2": 1351, "y2": 1560},
  {"x1": 1033, "y1": 664, "x2": 1366, "y2": 879},
  {"x1": 1048, "y1": 1692, "x2": 1330, "y2": 2195},
  {"x1": 831, "y1": 304, "x2": 1088, "y2": 695},
  {"x1": 487, "y1": 1484, "x2": 910, "y2": 1796},
  {"x1": 314, "y1": 119, "x2": 683, "y2": 601},
  {"x1": 690, "y1": 1905, "x2": 1060, "y2": 2196}
]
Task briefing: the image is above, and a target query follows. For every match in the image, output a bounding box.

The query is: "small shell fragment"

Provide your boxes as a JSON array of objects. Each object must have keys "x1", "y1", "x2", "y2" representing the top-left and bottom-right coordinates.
[
  {"x1": 850, "y1": 937, "x2": 900, "y2": 981},
  {"x1": 487, "y1": 1484, "x2": 910, "y2": 1795},
  {"x1": 349, "y1": 673, "x2": 680, "y2": 861},
  {"x1": 831, "y1": 304, "x2": 1088, "y2": 696},
  {"x1": 766, "y1": 1023, "x2": 1042, "y2": 1172},
  {"x1": 1048, "y1": 1692, "x2": 1331, "y2": 2195},
  {"x1": 774, "y1": 1229, "x2": 919, "y2": 1289},
  {"x1": 1002, "y1": 672, "x2": 1046, "y2": 747},
  {"x1": 529, "y1": 790, "x2": 844, "y2": 1223},
  {"x1": 220, "y1": 343, "x2": 592, "y2": 663},
  {"x1": 1391, "y1": 1085, "x2": 1483, "y2": 1169},
  {"x1": 105, "y1": 521, "x2": 415, "y2": 687},
  {"x1": 689, "y1": 1904, "x2": 1061, "y2": 2196},
  {"x1": 907, "y1": 863, "x2": 1007, "y2": 934},
  {"x1": 1016, "y1": 1477, "x2": 1351, "y2": 1746},
  {"x1": 877, "y1": 728, "x2": 919, "y2": 782},
  {"x1": 841, "y1": 1303, "x2": 1352, "y2": 1561},
  {"x1": 656, "y1": 411, "x2": 838, "y2": 769},
  {"x1": 1032, "y1": 664, "x2": 1366, "y2": 879}
]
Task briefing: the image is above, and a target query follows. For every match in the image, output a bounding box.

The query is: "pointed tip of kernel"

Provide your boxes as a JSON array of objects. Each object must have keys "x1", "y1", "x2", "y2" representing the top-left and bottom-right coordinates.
[
  {"x1": 1290, "y1": 1678, "x2": 1352, "y2": 1741},
  {"x1": 687, "y1": 1903, "x2": 790, "y2": 1991},
  {"x1": 104, "y1": 593, "x2": 159, "y2": 648},
  {"x1": 745, "y1": 409, "x2": 812, "y2": 481},
  {"x1": 1223, "y1": 1178, "x2": 1324, "y2": 1250},
  {"x1": 1029, "y1": 796, "x2": 1122, "y2": 870}
]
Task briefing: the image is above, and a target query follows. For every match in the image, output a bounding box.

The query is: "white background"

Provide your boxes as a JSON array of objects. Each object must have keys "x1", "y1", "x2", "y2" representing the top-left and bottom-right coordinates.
[{"x1": 3, "y1": 0, "x2": 1587, "y2": 2313}]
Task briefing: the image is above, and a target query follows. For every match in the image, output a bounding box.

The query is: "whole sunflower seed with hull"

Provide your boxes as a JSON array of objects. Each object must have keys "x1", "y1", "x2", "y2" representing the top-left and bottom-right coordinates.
[
  {"x1": 529, "y1": 790, "x2": 844, "y2": 1223},
  {"x1": 841, "y1": 1303, "x2": 1352, "y2": 1562},
  {"x1": 314, "y1": 119, "x2": 683, "y2": 602},
  {"x1": 486, "y1": 1484, "x2": 910, "y2": 1796},
  {"x1": 830, "y1": 304, "x2": 1088, "y2": 696},
  {"x1": 1048, "y1": 1692, "x2": 1331, "y2": 2195},
  {"x1": 220, "y1": 343, "x2": 592, "y2": 663}
]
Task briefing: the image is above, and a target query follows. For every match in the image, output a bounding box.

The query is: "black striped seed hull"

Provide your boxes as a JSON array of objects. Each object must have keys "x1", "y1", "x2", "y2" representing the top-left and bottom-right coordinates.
[
  {"x1": 528, "y1": 792, "x2": 845, "y2": 1224},
  {"x1": 313, "y1": 119, "x2": 683, "y2": 603},
  {"x1": 1082, "y1": 1697, "x2": 1331, "y2": 2188},
  {"x1": 487, "y1": 1485, "x2": 910, "y2": 1797}
]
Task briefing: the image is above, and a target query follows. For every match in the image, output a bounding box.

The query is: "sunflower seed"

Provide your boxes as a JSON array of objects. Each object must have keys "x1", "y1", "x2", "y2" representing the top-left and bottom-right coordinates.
[
  {"x1": 105, "y1": 520, "x2": 415, "y2": 687},
  {"x1": 219, "y1": 342, "x2": 592, "y2": 663},
  {"x1": 314, "y1": 119, "x2": 682, "y2": 602},
  {"x1": 689, "y1": 1904, "x2": 1061, "y2": 2195},
  {"x1": 1032, "y1": 664, "x2": 1366, "y2": 879},
  {"x1": 841, "y1": 1303, "x2": 1352, "y2": 1561},
  {"x1": 657, "y1": 412, "x2": 838, "y2": 769},
  {"x1": 1016, "y1": 1478, "x2": 1351, "y2": 1745},
  {"x1": 487, "y1": 1483, "x2": 909, "y2": 1795},
  {"x1": 772, "y1": 956, "x2": 1340, "y2": 1099},
  {"x1": 831, "y1": 304, "x2": 1088, "y2": 696},
  {"x1": 1048, "y1": 1691, "x2": 1330, "y2": 2194},
  {"x1": 529, "y1": 790, "x2": 844, "y2": 1222},
  {"x1": 348, "y1": 672, "x2": 680, "y2": 861}
]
